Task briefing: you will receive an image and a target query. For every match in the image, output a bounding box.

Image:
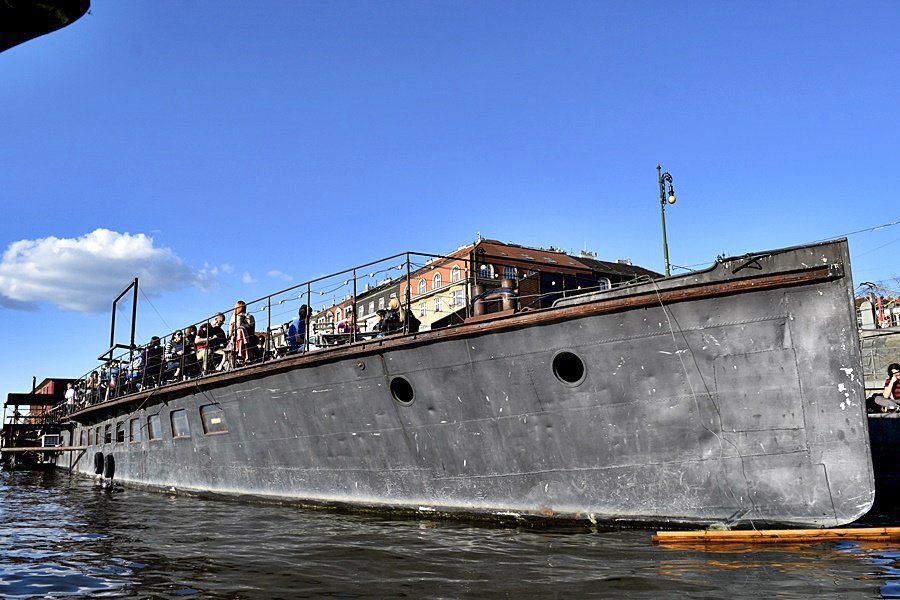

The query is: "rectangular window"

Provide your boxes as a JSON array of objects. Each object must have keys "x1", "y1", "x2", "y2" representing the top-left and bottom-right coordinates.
[
  {"x1": 200, "y1": 404, "x2": 228, "y2": 434},
  {"x1": 171, "y1": 409, "x2": 191, "y2": 438},
  {"x1": 115, "y1": 422, "x2": 125, "y2": 443},
  {"x1": 434, "y1": 297, "x2": 442, "y2": 313},
  {"x1": 504, "y1": 266, "x2": 516, "y2": 280},
  {"x1": 148, "y1": 414, "x2": 162, "y2": 441},
  {"x1": 104, "y1": 424, "x2": 112, "y2": 444},
  {"x1": 368, "y1": 301, "x2": 374, "y2": 314},
  {"x1": 129, "y1": 418, "x2": 141, "y2": 443},
  {"x1": 453, "y1": 290, "x2": 464, "y2": 306},
  {"x1": 378, "y1": 297, "x2": 385, "y2": 310},
  {"x1": 419, "y1": 302, "x2": 426, "y2": 317},
  {"x1": 94, "y1": 427, "x2": 100, "y2": 445}
]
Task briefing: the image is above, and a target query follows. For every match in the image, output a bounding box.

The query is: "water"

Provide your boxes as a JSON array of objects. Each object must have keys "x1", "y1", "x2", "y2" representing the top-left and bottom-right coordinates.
[{"x1": 2, "y1": 470, "x2": 900, "y2": 599}]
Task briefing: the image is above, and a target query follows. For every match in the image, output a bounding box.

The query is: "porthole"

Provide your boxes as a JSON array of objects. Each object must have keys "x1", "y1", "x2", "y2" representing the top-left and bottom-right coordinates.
[
  {"x1": 390, "y1": 376, "x2": 415, "y2": 405},
  {"x1": 552, "y1": 351, "x2": 586, "y2": 386}
]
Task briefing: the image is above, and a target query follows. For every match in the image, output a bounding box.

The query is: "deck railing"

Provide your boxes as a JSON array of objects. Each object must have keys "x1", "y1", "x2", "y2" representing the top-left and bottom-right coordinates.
[{"x1": 61, "y1": 248, "x2": 627, "y2": 414}]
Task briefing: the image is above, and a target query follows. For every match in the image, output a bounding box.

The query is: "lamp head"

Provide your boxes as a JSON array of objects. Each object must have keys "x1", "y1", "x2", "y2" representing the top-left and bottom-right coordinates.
[{"x1": 667, "y1": 183, "x2": 676, "y2": 205}]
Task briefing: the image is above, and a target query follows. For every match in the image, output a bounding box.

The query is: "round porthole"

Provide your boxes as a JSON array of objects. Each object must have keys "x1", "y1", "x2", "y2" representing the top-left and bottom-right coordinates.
[
  {"x1": 390, "y1": 376, "x2": 415, "y2": 405},
  {"x1": 552, "y1": 351, "x2": 586, "y2": 386}
]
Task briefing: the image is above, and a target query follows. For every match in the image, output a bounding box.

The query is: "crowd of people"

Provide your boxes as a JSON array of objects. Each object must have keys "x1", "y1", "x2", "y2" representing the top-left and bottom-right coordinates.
[{"x1": 62, "y1": 296, "x2": 420, "y2": 413}]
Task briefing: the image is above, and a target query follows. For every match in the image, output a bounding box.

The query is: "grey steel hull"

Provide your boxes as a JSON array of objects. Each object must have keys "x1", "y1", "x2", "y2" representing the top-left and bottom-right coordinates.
[{"x1": 65, "y1": 239, "x2": 874, "y2": 527}]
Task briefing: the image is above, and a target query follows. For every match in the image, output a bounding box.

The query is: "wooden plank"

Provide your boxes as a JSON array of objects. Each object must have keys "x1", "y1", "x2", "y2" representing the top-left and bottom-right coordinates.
[
  {"x1": 653, "y1": 527, "x2": 900, "y2": 545},
  {"x1": 0, "y1": 446, "x2": 87, "y2": 453}
]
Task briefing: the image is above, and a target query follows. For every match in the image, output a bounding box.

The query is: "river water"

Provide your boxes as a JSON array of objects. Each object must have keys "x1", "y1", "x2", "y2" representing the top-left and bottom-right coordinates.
[{"x1": 2, "y1": 470, "x2": 900, "y2": 599}]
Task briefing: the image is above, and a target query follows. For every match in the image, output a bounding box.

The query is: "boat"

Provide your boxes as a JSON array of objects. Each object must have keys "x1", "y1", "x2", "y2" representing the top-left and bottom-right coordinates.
[
  {"x1": 0, "y1": 0, "x2": 90, "y2": 53},
  {"x1": 42, "y1": 237, "x2": 874, "y2": 527}
]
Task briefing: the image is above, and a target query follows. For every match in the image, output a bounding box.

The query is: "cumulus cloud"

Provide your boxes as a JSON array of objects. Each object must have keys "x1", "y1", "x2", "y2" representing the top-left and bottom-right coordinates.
[
  {"x1": 241, "y1": 272, "x2": 257, "y2": 284},
  {"x1": 0, "y1": 229, "x2": 212, "y2": 313},
  {"x1": 267, "y1": 270, "x2": 292, "y2": 282}
]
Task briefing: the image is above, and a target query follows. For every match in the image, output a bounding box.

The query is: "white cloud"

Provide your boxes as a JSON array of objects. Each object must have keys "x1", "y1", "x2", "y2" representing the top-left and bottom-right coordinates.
[
  {"x1": 0, "y1": 229, "x2": 212, "y2": 313},
  {"x1": 221, "y1": 263, "x2": 234, "y2": 274},
  {"x1": 267, "y1": 270, "x2": 293, "y2": 282},
  {"x1": 242, "y1": 271, "x2": 257, "y2": 284}
]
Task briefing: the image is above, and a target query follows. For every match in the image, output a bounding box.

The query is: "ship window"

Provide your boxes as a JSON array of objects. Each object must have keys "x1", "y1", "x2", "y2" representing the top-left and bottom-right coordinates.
[
  {"x1": 552, "y1": 351, "x2": 586, "y2": 386},
  {"x1": 200, "y1": 404, "x2": 228, "y2": 434},
  {"x1": 148, "y1": 414, "x2": 162, "y2": 441},
  {"x1": 104, "y1": 424, "x2": 112, "y2": 444},
  {"x1": 115, "y1": 422, "x2": 125, "y2": 444},
  {"x1": 171, "y1": 409, "x2": 191, "y2": 438},
  {"x1": 129, "y1": 418, "x2": 141, "y2": 443},
  {"x1": 390, "y1": 376, "x2": 415, "y2": 405}
]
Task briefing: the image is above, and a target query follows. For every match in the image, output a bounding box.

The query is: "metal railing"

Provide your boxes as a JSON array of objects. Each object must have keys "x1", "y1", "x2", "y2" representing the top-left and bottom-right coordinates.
[{"x1": 61, "y1": 248, "x2": 638, "y2": 413}]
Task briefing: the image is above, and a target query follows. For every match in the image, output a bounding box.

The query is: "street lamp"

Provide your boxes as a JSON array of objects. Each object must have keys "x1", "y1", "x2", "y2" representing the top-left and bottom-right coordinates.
[{"x1": 657, "y1": 163, "x2": 677, "y2": 276}]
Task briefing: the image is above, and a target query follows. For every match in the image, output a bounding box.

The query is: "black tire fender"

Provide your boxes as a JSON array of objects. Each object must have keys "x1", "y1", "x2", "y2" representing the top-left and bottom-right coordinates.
[
  {"x1": 103, "y1": 453, "x2": 115, "y2": 480},
  {"x1": 93, "y1": 452, "x2": 104, "y2": 475}
]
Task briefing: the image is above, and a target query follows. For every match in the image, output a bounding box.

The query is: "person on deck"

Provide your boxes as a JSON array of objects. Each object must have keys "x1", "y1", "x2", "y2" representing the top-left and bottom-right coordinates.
[
  {"x1": 287, "y1": 305, "x2": 310, "y2": 353},
  {"x1": 195, "y1": 313, "x2": 227, "y2": 373},
  {"x1": 228, "y1": 300, "x2": 257, "y2": 365}
]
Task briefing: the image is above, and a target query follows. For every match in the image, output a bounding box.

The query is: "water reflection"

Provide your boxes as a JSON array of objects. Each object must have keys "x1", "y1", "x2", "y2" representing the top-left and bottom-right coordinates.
[{"x1": 2, "y1": 469, "x2": 900, "y2": 598}]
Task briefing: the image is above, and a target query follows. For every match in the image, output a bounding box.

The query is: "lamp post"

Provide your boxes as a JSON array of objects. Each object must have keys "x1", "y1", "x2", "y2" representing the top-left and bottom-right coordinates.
[{"x1": 657, "y1": 163, "x2": 677, "y2": 276}]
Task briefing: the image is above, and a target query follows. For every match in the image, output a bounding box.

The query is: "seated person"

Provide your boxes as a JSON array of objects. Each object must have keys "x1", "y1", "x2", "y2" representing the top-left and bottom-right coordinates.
[
  {"x1": 337, "y1": 312, "x2": 359, "y2": 337},
  {"x1": 142, "y1": 336, "x2": 164, "y2": 387},
  {"x1": 287, "y1": 304, "x2": 310, "y2": 353},
  {"x1": 383, "y1": 298, "x2": 405, "y2": 334},
  {"x1": 164, "y1": 330, "x2": 187, "y2": 380},
  {"x1": 195, "y1": 313, "x2": 227, "y2": 373},
  {"x1": 876, "y1": 363, "x2": 900, "y2": 412},
  {"x1": 372, "y1": 309, "x2": 387, "y2": 336},
  {"x1": 229, "y1": 300, "x2": 257, "y2": 365}
]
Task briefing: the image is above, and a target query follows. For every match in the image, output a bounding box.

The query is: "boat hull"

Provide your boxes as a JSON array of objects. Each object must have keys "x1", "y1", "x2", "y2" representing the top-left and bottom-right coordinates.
[{"x1": 64, "y1": 240, "x2": 874, "y2": 527}]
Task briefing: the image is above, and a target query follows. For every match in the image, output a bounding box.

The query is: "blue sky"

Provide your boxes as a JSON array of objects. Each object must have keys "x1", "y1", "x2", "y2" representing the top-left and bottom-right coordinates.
[{"x1": 1, "y1": 1, "x2": 899, "y2": 408}]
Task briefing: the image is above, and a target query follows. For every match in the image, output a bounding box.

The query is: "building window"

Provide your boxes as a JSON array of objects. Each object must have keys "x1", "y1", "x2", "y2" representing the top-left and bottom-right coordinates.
[
  {"x1": 94, "y1": 427, "x2": 100, "y2": 445},
  {"x1": 200, "y1": 404, "x2": 228, "y2": 434},
  {"x1": 148, "y1": 414, "x2": 162, "y2": 441},
  {"x1": 104, "y1": 424, "x2": 112, "y2": 444},
  {"x1": 130, "y1": 418, "x2": 141, "y2": 443},
  {"x1": 419, "y1": 302, "x2": 426, "y2": 317},
  {"x1": 368, "y1": 301, "x2": 375, "y2": 314},
  {"x1": 378, "y1": 297, "x2": 385, "y2": 310},
  {"x1": 115, "y1": 422, "x2": 125, "y2": 443},
  {"x1": 503, "y1": 266, "x2": 516, "y2": 280},
  {"x1": 358, "y1": 306, "x2": 364, "y2": 319},
  {"x1": 598, "y1": 278, "x2": 611, "y2": 291},
  {"x1": 451, "y1": 265, "x2": 461, "y2": 282},
  {"x1": 479, "y1": 264, "x2": 494, "y2": 278},
  {"x1": 171, "y1": 409, "x2": 191, "y2": 438},
  {"x1": 83, "y1": 429, "x2": 89, "y2": 446},
  {"x1": 452, "y1": 289, "x2": 464, "y2": 306},
  {"x1": 433, "y1": 273, "x2": 442, "y2": 289},
  {"x1": 418, "y1": 279, "x2": 427, "y2": 295},
  {"x1": 434, "y1": 297, "x2": 442, "y2": 313}
]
